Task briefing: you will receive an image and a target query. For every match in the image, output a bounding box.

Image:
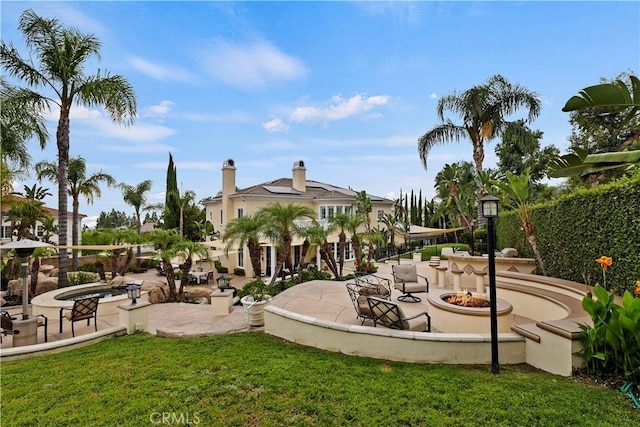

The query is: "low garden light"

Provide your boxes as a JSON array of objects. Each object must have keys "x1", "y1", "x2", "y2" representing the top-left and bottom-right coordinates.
[
  {"x1": 126, "y1": 284, "x2": 141, "y2": 305},
  {"x1": 481, "y1": 194, "x2": 500, "y2": 375},
  {"x1": 217, "y1": 274, "x2": 230, "y2": 292}
]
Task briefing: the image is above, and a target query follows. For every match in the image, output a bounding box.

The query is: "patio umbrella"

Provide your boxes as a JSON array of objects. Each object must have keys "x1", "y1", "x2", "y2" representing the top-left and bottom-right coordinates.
[{"x1": 0, "y1": 239, "x2": 53, "y2": 319}]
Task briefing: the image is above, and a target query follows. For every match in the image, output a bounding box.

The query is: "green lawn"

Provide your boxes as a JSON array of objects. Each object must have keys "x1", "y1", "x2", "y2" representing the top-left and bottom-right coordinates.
[{"x1": 2, "y1": 333, "x2": 638, "y2": 426}]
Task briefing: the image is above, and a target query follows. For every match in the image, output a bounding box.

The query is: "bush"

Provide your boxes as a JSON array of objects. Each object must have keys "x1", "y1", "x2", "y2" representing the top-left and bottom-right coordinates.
[
  {"x1": 214, "y1": 260, "x2": 228, "y2": 274},
  {"x1": 141, "y1": 258, "x2": 159, "y2": 269},
  {"x1": 77, "y1": 263, "x2": 97, "y2": 273},
  {"x1": 66, "y1": 272, "x2": 98, "y2": 287},
  {"x1": 233, "y1": 268, "x2": 246, "y2": 276}
]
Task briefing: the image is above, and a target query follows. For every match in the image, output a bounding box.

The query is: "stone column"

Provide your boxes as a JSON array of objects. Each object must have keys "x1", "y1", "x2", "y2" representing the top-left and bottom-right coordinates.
[{"x1": 117, "y1": 301, "x2": 151, "y2": 334}]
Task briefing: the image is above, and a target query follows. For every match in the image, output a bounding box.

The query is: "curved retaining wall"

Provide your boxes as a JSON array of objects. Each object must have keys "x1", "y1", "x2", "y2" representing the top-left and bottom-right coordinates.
[{"x1": 264, "y1": 306, "x2": 526, "y2": 365}]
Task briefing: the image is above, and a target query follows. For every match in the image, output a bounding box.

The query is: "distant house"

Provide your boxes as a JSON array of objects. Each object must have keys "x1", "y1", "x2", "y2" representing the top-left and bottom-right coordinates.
[
  {"x1": 0, "y1": 195, "x2": 85, "y2": 245},
  {"x1": 201, "y1": 159, "x2": 393, "y2": 279}
]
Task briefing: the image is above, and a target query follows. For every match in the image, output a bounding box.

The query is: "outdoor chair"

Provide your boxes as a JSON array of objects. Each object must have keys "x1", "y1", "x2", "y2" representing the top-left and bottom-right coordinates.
[
  {"x1": 366, "y1": 296, "x2": 431, "y2": 332},
  {"x1": 391, "y1": 264, "x2": 429, "y2": 303},
  {"x1": 206, "y1": 270, "x2": 215, "y2": 284},
  {"x1": 1, "y1": 310, "x2": 48, "y2": 343},
  {"x1": 354, "y1": 274, "x2": 392, "y2": 299},
  {"x1": 346, "y1": 283, "x2": 376, "y2": 325},
  {"x1": 59, "y1": 296, "x2": 99, "y2": 337}
]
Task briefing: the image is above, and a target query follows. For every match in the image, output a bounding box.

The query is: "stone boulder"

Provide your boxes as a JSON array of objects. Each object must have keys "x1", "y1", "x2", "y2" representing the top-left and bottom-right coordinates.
[
  {"x1": 39, "y1": 264, "x2": 55, "y2": 276},
  {"x1": 7, "y1": 279, "x2": 22, "y2": 297},
  {"x1": 35, "y1": 277, "x2": 58, "y2": 296},
  {"x1": 140, "y1": 280, "x2": 166, "y2": 291},
  {"x1": 148, "y1": 283, "x2": 170, "y2": 304},
  {"x1": 185, "y1": 287, "x2": 212, "y2": 304},
  {"x1": 109, "y1": 276, "x2": 128, "y2": 287},
  {"x1": 500, "y1": 247, "x2": 519, "y2": 258}
]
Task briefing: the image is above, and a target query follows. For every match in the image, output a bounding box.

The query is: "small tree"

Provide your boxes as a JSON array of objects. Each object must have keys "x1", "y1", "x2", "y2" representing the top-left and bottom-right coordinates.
[{"x1": 174, "y1": 240, "x2": 209, "y2": 297}]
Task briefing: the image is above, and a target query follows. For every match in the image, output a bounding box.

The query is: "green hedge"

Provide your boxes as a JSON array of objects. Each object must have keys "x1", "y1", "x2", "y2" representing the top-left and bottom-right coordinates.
[{"x1": 496, "y1": 174, "x2": 640, "y2": 295}]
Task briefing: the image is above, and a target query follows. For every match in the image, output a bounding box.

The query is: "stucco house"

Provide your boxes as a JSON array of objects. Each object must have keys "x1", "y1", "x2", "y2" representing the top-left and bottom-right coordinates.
[
  {"x1": 0, "y1": 195, "x2": 84, "y2": 245},
  {"x1": 201, "y1": 159, "x2": 394, "y2": 279}
]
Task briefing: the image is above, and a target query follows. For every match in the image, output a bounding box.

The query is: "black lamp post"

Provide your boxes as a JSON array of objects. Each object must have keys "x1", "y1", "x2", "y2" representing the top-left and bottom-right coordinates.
[
  {"x1": 481, "y1": 195, "x2": 500, "y2": 375},
  {"x1": 217, "y1": 274, "x2": 230, "y2": 292}
]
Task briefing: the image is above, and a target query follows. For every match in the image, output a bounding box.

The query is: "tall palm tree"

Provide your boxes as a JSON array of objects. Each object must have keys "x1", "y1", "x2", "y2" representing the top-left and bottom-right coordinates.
[
  {"x1": 491, "y1": 169, "x2": 548, "y2": 276},
  {"x1": 0, "y1": 78, "x2": 48, "y2": 172},
  {"x1": 120, "y1": 179, "x2": 153, "y2": 269},
  {"x1": 379, "y1": 212, "x2": 397, "y2": 256},
  {"x1": 36, "y1": 157, "x2": 117, "y2": 270},
  {"x1": 419, "y1": 74, "x2": 540, "y2": 222},
  {"x1": 1, "y1": 9, "x2": 136, "y2": 287},
  {"x1": 174, "y1": 240, "x2": 209, "y2": 297},
  {"x1": 177, "y1": 190, "x2": 196, "y2": 237},
  {"x1": 223, "y1": 214, "x2": 264, "y2": 279},
  {"x1": 294, "y1": 220, "x2": 339, "y2": 278},
  {"x1": 257, "y1": 202, "x2": 315, "y2": 285},
  {"x1": 346, "y1": 213, "x2": 365, "y2": 263},
  {"x1": 354, "y1": 191, "x2": 374, "y2": 261},
  {"x1": 329, "y1": 212, "x2": 352, "y2": 277}
]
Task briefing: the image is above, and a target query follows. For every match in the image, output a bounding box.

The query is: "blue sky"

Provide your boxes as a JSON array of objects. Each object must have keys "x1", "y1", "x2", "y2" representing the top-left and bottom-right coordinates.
[{"x1": 2, "y1": 1, "x2": 638, "y2": 228}]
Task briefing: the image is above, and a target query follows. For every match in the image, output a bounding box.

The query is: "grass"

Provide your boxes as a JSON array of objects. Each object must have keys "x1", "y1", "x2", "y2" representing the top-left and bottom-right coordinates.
[{"x1": 2, "y1": 333, "x2": 639, "y2": 426}]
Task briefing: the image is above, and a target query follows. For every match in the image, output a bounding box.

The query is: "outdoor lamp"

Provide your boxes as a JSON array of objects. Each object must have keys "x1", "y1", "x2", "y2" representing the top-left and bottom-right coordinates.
[
  {"x1": 217, "y1": 275, "x2": 230, "y2": 291},
  {"x1": 481, "y1": 195, "x2": 500, "y2": 218},
  {"x1": 126, "y1": 284, "x2": 141, "y2": 305},
  {"x1": 481, "y1": 194, "x2": 500, "y2": 375}
]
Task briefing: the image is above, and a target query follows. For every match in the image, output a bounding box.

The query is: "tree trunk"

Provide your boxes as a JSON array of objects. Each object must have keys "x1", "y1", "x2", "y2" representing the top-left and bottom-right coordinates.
[
  {"x1": 29, "y1": 256, "x2": 40, "y2": 297},
  {"x1": 71, "y1": 196, "x2": 80, "y2": 270},
  {"x1": 119, "y1": 248, "x2": 134, "y2": 276},
  {"x1": 56, "y1": 106, "x2": 70, "y2": 289},
  {"x1": 163, "y1": 258, "x2": 178, "y2": 301},
  {"x1": 322, "y1": 241, "x2": 339, "y2": 278},
  {"x1": 527, "y1": 233, "x2": 548, "y2": 276},
  {"x1": 248, "y1": 241, "x2": 262, "y2": 278},
  {"x1": 338, "y1": 231, "x2": 346, "y2": 277},
  {"x1": 96, "y1": 259, "x2": 106, "y2": 282},
  {"x1": 178, "y1": 258, "x2": 193, "y2": 297}
]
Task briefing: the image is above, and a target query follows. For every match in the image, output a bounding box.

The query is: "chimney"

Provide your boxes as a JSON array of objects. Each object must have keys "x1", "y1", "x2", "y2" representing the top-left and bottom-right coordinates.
[
  {"x1": 292, "y1": 160, "x2": 306, "y2": 192},
  {"x1": 221, "y1": 159, "x2": 236, "y2": 226}
]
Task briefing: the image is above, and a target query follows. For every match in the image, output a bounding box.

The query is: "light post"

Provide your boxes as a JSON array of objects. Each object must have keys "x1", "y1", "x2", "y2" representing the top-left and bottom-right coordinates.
[
  {"x1": 126, "y1": 284, "x2": 141, "y2": 305},
  {"x1": 481, "y1": 195, "x2": 500, "y2": 375}
]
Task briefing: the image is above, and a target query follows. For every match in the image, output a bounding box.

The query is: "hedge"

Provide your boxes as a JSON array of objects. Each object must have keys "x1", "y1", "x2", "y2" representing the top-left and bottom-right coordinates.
[{"x1": 496, "y1": 174, "x2": 640, "y2": 295}]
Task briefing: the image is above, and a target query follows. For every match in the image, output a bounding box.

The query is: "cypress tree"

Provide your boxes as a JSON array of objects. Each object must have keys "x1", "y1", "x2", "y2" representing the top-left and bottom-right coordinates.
[{"x1": 164, "y1": 152, "x2": 180, "y2": 230}]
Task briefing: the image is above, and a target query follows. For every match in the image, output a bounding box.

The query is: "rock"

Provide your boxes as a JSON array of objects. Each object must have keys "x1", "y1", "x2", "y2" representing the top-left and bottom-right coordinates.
[
  {"x1": 39, "y1": 264, "x2": 55, "y2": 275},
  {"x1": 185, "y1": 287, "x2": 212, "y2": 304},
  {"x1": 35, "y1": 277, "x2": 58, "y2": 296},
  {"x1": 8, "y1": 279, "x2": 22, "y2": 296},
  {"x1": 140, "y1": 280, "x2": 166, "y2": 291},
  {"x1": 109, "y1": 276, "x2": 128, "y2": 287},
  {"x1": 148, "y1": 285, "x2": 169, "y2": 304},
  {"x1": 500, "y1": 248, "x2": 519, "y2": 258},
  {"x1": 49, "y1": 268, "x2": 59, "y2": 278}
]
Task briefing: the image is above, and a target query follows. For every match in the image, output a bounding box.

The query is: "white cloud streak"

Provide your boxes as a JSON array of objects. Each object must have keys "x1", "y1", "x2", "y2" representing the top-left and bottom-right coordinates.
[
  {"x1": 290, "y1": 94, "x2": 390, "y2": 123},
  {"x1": 262, "y1": 118, "x2": 289, "y2": 133},
  {"x1": 128, "y1": 56, "x2": 194, "y2": 82}
]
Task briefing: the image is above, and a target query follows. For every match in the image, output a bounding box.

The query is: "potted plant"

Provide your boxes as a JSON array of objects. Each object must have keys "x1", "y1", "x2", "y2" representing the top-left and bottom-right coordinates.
[{"x1": 240, "y1": 280, "x2": 272, "y2": 327}]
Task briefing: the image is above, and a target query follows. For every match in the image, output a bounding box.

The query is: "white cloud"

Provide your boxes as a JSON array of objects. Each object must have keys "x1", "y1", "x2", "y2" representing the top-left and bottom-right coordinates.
[
  {"x1": 290, "y1": 94, "x2": 390, "y2": 123},
  {"x1": 430, "y1": 93, "x2": 438, "y2": 99},
  {"x1": 82, "y1": 215, "x2": 99, "y2": 230},
  {"x1": 128, "y1": 56, "x2": 194, "y2": 82},
  {"x1": 198, "y1": 39, "x2": 307, "y2": 90},
  {"x1": 143, "y1": 100, "x2": 175, "y2": 117},
  {"x1": 262, "y1": 118, "x2": 289, "y2": 133}
]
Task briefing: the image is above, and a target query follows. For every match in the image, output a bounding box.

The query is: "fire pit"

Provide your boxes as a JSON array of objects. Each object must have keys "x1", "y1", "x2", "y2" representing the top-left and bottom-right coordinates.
[
  {"x1": 427, "y1": 290, "x2": 513, "y2": 333},
  {"x1": 443, "y1": 291, "x2": 490, "y2": 308}
]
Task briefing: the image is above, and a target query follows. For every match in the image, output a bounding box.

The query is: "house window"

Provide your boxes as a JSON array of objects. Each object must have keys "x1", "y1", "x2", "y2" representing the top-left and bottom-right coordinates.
[
  {"x1": 336, "y1": 206, "x2": 343, "y2": 215},
  {"x1": 345, "y1": 206, "x2": 353, "y2": 215},
  {"x1": 377, "y1": 209, "x2": 385, "y2": 219},
  {"x1": 327, "y1": 206, "x2": 335, "y2": 218},
  {"x1": 294, "y1": 246, "x2": 301, "y2": 268},
  {"x1": 320, "y1": 206, "x2": 327, "y2": 220},
  {"x1": 237, "y1": 208, "x2": 244, "y2": 218},
  {"x1": 237, "y1": 247, "x2": 244, "y2": 268},
  {"x1": 1, "y1": 226, "x2": 12, "y2": 239},
  {"x1": 331, "y1": 242, "x2": 353, "y2": 260},
  {"x1": 209, "y1": 211, "x2": 213, "y2": 221},
  {"x1": 37, "y1": 225, "x2": 45, "y2": 237}
]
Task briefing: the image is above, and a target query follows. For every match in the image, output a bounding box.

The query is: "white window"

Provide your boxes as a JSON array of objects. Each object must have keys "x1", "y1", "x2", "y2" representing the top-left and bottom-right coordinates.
[
  {"x1": 336, "y1": 206, "x2": 343, "y2": 215},
  {"x1": 237, "y1": 248, "x2": 244, "y2": 268},
  {"x1": 209, "y1": 211, "x2": 213, "y2": 221},
  {"x1": 345, "y1": 206, "x2": 353, "y2": 215},
  {"x1": 328, "y1": 206, "x2": 335, "y2": 218},
  {"x1": 237, "y1": 208, "x2": 244, "y2": 218},
  {"x1": 1, "y1": 226, "x2": 12, "y2": 239},
  {"x1": 37, "y1": 225, "x2": 45, "y2": 237},
  {"x1": 320, "y1": 206, "x2": 327, "y2": 220},
  {"x1": 377, "y1": 209, "x2": 385, "y2": 219}
]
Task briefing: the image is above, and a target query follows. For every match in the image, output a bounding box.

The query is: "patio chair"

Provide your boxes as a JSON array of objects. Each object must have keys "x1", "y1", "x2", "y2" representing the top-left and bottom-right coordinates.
[
  {"x1": 59, "y1": 296, "x2": 99, "y2": 337},
  {"x1": 1, "y1": 310, "x2": 48, "y2": 343},
  {"x1": 391, "y1": 264, "x2": 429, "y2": 303},
  {"x1": 346, "y1": 283, "x2": 376, "y2": 325},
  {"x1": 354, "y1": 274, "x2": 392, "y2": 299},
  {"x1": 366, "y1": 296, "x2": 431, "y2": 332},
  {"x1": 206, "y1": 270, "x2": 215, "y2": 284}
]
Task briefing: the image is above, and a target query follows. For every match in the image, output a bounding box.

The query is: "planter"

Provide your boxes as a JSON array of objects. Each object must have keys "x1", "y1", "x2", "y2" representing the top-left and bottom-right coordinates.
[{"x1": 240, "y1": 295, "x2": 272, "y2": 327}]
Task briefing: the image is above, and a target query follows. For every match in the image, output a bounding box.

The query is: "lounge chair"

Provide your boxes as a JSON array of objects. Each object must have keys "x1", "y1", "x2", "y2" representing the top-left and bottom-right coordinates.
[
  {"x1": 366, "y1": 296, "x2": 431, "y2": 332},
  {"x1": 59, "y1": 296, "x2": 99, "y2": 337},
  {"x1": 354, "y1": 274, "x2": 392, "y2": 298},
  {"x1": 391, "y1": 264, "x2": 429, "y2": 303},
  {"x1": 1, "y1": 310, "x2": 48, "y2": 343}
]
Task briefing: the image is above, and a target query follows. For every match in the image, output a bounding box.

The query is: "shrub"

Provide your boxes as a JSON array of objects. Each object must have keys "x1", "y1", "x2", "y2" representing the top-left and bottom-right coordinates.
[
  {"x1": 67, "y1": 272, "x2": 98, "y2": 287},
  {"x1": 141, "y1": 258, "x2": 159, "y2": 269},
  {"x1": 214, "y1": 260, "x2": 228, "y2": 274},
  {"x1": 77, "y1": 263, "x2": 97, "y2": 273},
  {"x1": 233, "y1": 268, "x2": 246, "y2": 276}
]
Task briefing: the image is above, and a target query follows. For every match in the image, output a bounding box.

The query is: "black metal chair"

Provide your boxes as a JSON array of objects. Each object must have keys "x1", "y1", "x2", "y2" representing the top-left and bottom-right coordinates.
[
  {"x1": 354, "y1": 274, "x2": 393, "y2": 299},
  {"x1": 366, "y1": 296, "x2": 431, "y2": 332},
  {"x1": 59, "y1": 296, "x2": 99, "y2": 337},
  {"x1": 1, "y1": 310, "x2": 48, "y2": 343}
]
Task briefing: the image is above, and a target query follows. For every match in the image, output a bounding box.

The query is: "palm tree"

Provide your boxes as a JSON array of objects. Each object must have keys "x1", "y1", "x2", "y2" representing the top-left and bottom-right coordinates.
[
  {"x1": 145, "y1": 229, "x2": 181, "y2": 301},
  {"x1": 354, "y1": 191, "x2": 374, "y2": 261},
  {"x1": 434, "y1": 162, "x2": 475, "y2": 231},
  {"x1": 294, "y1": 220, "x2": 339, "y2": 278},
  {"x1": 0, "y1": 78, "x2": 48, "y2": 172},
  {"x1": 419, "y1": 75, "x2": 541, "y2": 222},
  {"x1": 257, "y1": 202, "x2": 315, "y2": 285},
  {"x1": 177, "y1": 190, "x2": 196, "y2": 237},
  {"x1": 194, "y1": 219, "x2": 215, "y2": 242},
  {"x1": 223, "y1": 214, "x2": 263, "y2": 279},
  {"x1": 490, "y1": 168, "x2": 548, "y2": 276},
  {"x1": 329, "y1": 212, "x2": 352, "y2": 277},
  {"x1": 17, "y1": 183, "x2": 51, "y2": 201},
  {"x1": 379, "y1": 212, "x2": 397, "y2": 256},
  {"x1": 346, "y1": 213, "x2": 365, "y2": 263},
  {"x1": 120, "y1": 179, "x2": 153, "y2": 269},
  {"x1": 1, "y1": 9, "x2": 136, "y2": 287},
  {"x1": 40, "y1": 216, "x2": 58, "y2": 244},
  {"x1": 36, "y1": 157, "x2": 117, "y2": 270},
  {"x1": 5, "y1": 198, "x2": 50, "y2": 240},
  {"x1": 174, "y1": 240, "x2": 209, "y2": 297}
]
